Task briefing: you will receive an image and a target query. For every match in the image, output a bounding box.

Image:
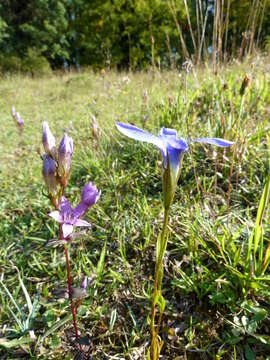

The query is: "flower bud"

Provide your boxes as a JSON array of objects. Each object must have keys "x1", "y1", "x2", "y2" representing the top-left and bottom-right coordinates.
[
  {"x1": 81, "y1": 182, "x2": 100, "y2": 207},
  {"x1": 80, "y1": 276, "x2": 88, "y2": 290},
  {"x1": 58, "y1": 133, "x2": 73, "y2": 181},
  {"x1": 16, "y1": 112, "x2": 24, "y2": 127},
  {"x1": 42, "y1": 122, "x2": 56, "y2": 157},
  {"x1": 42, "y1": 154, "x2": 57, "y2": 193},
  {"x1": 73, "y1": 182, "x2": 100, "y2": 217}
]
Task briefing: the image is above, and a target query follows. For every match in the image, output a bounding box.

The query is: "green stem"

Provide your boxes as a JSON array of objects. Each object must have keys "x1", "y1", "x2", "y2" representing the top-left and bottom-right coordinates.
[
  {"x1": 150, "y1": 207, "x2": 170, "y2": 360},
  {"x1": 227, "y1": 94, "x2": 245, "y2": 213}
]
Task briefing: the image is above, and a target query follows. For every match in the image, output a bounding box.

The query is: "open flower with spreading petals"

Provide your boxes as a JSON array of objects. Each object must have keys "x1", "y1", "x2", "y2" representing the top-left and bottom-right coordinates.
[
  {"x1": 49, "y1": 183, "x2": 100, "y2": 239},
  {"x1": 116, "y1": 122, "x2": 234, "y2": 208}
]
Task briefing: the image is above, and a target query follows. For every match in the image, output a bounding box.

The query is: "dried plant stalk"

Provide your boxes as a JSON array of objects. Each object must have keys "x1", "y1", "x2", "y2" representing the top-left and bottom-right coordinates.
[{"x1": 168, "y1": 0, "x2": 189, "y2": 60}]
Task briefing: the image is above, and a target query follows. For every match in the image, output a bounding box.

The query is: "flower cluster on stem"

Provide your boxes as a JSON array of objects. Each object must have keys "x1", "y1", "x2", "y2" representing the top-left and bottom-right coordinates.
[
  {"x1": 41, "y1": 122, "x2": 100, "y2": 348},
  {"x1": 11, "y1": 106, "x2": 24, "y2": 135}
]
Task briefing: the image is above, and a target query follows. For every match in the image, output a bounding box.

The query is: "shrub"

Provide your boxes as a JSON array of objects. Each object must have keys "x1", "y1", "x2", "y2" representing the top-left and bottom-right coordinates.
[
  {"x1": 0, "y1": 55, "x2": 22, "y2": 73},
  {"x1": 21, "y1": 49, "x2": 51, "y2": 76}
]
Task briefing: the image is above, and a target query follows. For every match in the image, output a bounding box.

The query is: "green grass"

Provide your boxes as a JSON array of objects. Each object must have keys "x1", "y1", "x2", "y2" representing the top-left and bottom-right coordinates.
[{"x1": 0, "y1": 57, "x2": 270, "y2": 359}]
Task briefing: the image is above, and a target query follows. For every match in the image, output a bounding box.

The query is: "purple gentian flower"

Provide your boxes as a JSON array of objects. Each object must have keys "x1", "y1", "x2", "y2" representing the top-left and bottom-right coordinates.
[
  {"x1": 80, "y1": 276, "x2": 88, "y2": 290},
  {"x1": 74, "y1": 182, "x2": 101, "y2": 218},
  {"x1": 49, "y1": 182, "x2": 100, "y2": 239},
  {"x1": 42, "y1": 122, "x2": 56, "y2": 158},
  {"x1": 58, "y1": 133, "x2": 73, "y2": 179},
  {"x1": 116, "y1": 122, "x2": 233, "y2": 207}
]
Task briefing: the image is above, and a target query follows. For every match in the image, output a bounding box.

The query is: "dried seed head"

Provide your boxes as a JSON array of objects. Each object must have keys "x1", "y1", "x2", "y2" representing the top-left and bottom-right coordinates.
[{"x1": 240, "y1": 75, "x2": 250, "y2": 96}]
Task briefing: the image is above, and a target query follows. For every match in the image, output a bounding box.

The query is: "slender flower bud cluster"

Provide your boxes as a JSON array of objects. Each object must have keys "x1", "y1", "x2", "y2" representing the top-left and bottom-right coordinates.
[
  {"x1": 40, "y1": 122, "x2": 100, "y2": 350},
  {"x1": 142, "y1": 90, "x2": 148, "y2": 105},
  {"x1": 141, "y1": 90, "x2": 148, "y2": 129},
  {"x1": 91, "y1": 115, "x2": 99, "y2": 140},
  {"x1": 41, "y1": 122, "x2": 73, "y2": 204},
  {"x1": 11, "y1": 106, "x2": 24, "y2": 135}
]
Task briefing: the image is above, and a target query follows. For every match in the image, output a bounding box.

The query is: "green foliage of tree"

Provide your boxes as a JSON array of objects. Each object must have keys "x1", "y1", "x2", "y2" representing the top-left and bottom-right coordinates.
[
  {"x1": 1, "y1": 0, "x2": 270, "y2": 70},
  {"x1": 0, "y1": 0, "x2": 69, "y2": 68}
]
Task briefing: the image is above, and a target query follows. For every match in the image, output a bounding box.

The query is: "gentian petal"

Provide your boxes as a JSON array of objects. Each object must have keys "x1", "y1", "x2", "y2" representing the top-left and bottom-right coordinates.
[
  {"x1": 49, "y1": 211, "x2": 62, "y2": 222},
  {"x1": 167, "y1": 144, "x2": 184, "y2": 173},
  {"x1": 58, "y1": 133, "x2": 73, "y2": 177},
  {"x1": 165, "y1": 136, "x2": 189, "y2": 151},
  {"x1": 60, "y1": 197, "x2": 73, "y2": 214},
  {"x1": 116, "y1": 122, "x2": 165, "y2": 152},
  {"x1": 160, "y1": 128, "x2": 178, "y2": 137},
  {"x1": 80, "y1": 276, "x2": 88, "y2": 290},
  {"x1": 42, "y1": 155, "x2": 57, "y2": 193},
  {"x1": 42, "y1": 122, "x2": 56, "y2": 156},
  {"x1": 159, "y1": 130, "x2": 189, "y2": 169},
  {"x1": 194, "y1": 138, "x2": 234, "y2": 147},
  {"x1": 73, "y1": 219, "x2": 91, "y2": 227},
  {"x1": 73, "y1": 202, "x2": 88, "y2": 218},
  {"x1": 81, "y1": 182, "x2": 101, "y2": 207},
  {"x1": 62, "y1": 223, "x2": 73, "y2": 238}
]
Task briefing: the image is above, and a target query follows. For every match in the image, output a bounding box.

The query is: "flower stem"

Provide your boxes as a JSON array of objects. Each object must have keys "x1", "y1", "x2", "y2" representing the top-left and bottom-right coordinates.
[
  {"x1": 150, "y1": 207, "x2": 170, "y2": 360},
  {"x1": 61, "y1": 225, "x2": 82, "y2": 351}
]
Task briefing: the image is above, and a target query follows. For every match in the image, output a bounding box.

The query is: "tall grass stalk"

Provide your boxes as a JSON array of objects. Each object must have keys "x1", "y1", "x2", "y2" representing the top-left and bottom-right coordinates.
[
  {"x1": 223, "y1": 0, "x2": 231, "y2": 62},
  {"x1": 168, "y1": 0, "x2": 189, "y2": 60},
  {"x1": 183, "y1": 0, "x2": 197, "y2": 54},
  {"x1": 248, "y1": 0, "x2": 261, "y2": 56},
  {"x1": 198, "y1": 4, "x2": 209, "y2": 64},
  {"x1": 227, "y1": 89, "x2": 247, "y2": 213},
  {"x1": 256, "y1": 0, "x2": 267, "y2": 47}
]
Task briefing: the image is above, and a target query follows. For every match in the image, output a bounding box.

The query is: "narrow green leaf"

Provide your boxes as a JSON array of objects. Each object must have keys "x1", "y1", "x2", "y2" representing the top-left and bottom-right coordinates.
[
  {"x1": 254, "y1": 174, "x2": 270, "y2": 255},
  {"x1": 0, "y1": 280, "x2": 22, "y2": 317},
  {"x1": 0, "y1": 336, "x2": 33, "y2": 349},
  {"x1": 109, "y1": 308, "x2": 117, "y2": 331},
  {"x1": 244, "y1": 344, "x2": 255, "y2": 360},
  {"x1": 16, "y1": 269, "x2": 33, "y2": 315},
  {"x1": 42, "y1": 313, "x2": 72, "y2": 339},
  {"x1": 97, "y1": 241, "x2": 107, "y2": 279}
]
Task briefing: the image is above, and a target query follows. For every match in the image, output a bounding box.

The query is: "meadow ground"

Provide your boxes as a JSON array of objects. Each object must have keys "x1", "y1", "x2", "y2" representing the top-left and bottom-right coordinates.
[{"x1": 0, "y1": 56, "x2": 269, "y2": 359}]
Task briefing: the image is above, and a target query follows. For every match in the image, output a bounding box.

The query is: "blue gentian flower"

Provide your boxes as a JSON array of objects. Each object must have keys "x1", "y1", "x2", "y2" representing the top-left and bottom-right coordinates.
[{"x1": 116, "y1": 122, "x2": 233, "y2": 208}]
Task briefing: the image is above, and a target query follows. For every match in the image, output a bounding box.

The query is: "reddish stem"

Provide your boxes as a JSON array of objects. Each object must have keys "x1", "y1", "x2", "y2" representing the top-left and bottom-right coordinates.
[{"x1": 60, "y1": 224, "x2": 82, "y2": 351}]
